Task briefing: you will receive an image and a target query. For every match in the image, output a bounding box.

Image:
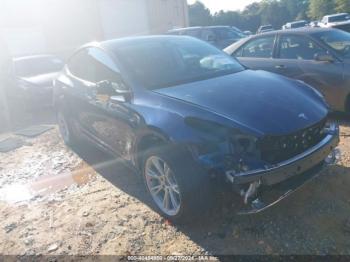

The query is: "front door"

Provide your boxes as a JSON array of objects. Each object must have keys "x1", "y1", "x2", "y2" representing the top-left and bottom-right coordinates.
[{"x1": 83, "y1": 47, "x2": 136, "y2": 161}]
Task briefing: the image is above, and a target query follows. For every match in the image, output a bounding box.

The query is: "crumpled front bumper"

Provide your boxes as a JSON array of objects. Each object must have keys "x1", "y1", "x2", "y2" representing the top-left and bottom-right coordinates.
[{"x1": 225, "y1": 124, "x2": 340, "y2": 214}]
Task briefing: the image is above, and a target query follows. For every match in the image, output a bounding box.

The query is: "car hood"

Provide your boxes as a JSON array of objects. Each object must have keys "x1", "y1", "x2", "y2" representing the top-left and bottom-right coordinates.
[
  {"x1": 21, "y1": 72, "x2": 60, "y2": 87},
  {"x1": 155, "y1": 70, "x2": 328, "y2": 136}
]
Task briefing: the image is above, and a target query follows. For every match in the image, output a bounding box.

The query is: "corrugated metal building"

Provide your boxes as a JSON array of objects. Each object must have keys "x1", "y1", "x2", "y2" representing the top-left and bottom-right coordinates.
[{"x1": 0, "y1": 0, "x2": 189, "y2": 57}]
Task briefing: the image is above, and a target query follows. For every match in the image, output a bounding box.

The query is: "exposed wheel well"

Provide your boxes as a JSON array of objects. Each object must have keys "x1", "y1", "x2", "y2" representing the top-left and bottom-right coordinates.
[{"x1": 136, "y1": 135, "x2": 167, "y2": 169}]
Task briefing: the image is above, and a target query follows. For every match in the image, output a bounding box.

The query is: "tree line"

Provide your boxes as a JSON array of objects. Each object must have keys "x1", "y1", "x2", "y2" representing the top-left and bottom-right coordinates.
[{"x1": 189, "y1": 0, "x2": 350, "y2": 32}]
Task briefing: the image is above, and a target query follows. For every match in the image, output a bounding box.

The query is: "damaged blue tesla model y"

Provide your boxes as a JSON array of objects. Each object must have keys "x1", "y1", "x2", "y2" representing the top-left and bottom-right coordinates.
[{"x1": 54, "y1": 36, "x2": 340, "y2": 223}]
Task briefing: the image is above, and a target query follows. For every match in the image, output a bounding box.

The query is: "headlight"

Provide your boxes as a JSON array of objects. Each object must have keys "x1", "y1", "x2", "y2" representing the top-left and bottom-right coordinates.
[
  {"x1": 185, "y1": 117, "x2": 229, "y2": 143},
  {"x1": 185, "y1": 117, "x2": 259, "y2": 157},
  {"x1": 185, "y1": 117, "x2": 262, "y2": 172},
  {"x1": 230, "y1": 133, "x2": 259, "y2": 157}
]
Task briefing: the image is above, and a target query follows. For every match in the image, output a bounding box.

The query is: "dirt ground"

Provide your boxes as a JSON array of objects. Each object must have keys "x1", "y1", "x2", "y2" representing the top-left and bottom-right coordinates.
[{"x1": 1, "y1": 118, "x2": 350, "y2": 257}]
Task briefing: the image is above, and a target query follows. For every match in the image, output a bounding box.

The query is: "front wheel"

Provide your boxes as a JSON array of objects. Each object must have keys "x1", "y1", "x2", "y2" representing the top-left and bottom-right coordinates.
[
  {"x1": 57, "y1": 111, "x2": 78, "y2": 146},
  {"x1": 142, "y1": 146, "x2": 211, "y2": 223}
]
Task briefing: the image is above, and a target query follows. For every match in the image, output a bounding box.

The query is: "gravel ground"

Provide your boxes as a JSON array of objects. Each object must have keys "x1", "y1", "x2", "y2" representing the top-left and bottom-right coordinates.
[{"x1": 1, "y1": 120, "x2": 350, "y2": 256}]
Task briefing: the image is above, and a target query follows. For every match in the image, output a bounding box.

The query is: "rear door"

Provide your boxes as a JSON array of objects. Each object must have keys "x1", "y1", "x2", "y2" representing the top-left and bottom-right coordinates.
[
  {"x1": 274, "y1": 34, "x2": 344, "y2": 110},
  {"x1": 233, "y1": 34, "x2": 278, "y2": 72}
]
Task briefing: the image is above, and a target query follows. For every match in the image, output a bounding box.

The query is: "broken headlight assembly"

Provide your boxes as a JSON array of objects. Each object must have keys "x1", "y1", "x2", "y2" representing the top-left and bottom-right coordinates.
[{"x1": 185, "y1": 117, "x2": 261, "y2": 172}]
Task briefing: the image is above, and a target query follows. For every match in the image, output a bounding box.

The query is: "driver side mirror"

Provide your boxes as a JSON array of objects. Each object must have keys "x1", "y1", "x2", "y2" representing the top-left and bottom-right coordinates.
[
  {"x1": 314, "y1": 53, "x2": 334, "y2": 63},
  {"x1": 96, "y1": 80, "x2": 131, "y2": 103}
]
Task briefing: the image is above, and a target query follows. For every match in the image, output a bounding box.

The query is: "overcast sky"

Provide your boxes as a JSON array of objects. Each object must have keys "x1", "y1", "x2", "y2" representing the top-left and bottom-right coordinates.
[{"x1": 187, "y1": 0, "x2": 261, "y2": 13}]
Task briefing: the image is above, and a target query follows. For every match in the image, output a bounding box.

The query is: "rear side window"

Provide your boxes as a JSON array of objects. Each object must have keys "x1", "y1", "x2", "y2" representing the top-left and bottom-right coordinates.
[
  {"x1": 236, "y1": 36, "x2": 275, "y2": 58},
  {"x1": 278, "y1": 35, "x2": 327, "y2": 60}
]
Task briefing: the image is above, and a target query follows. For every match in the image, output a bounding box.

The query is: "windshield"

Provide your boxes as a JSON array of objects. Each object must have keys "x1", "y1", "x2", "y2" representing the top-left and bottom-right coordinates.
[
  {"x1": 14, "y1": 56, "x2": 63, "y2": 78},
  {"x1": 214, "y1": 28, "x2": 245, "y2": 40},
  {"x1": 329, "y1": 14, "x2": 350, "y2": 23},
  {"x1": 115, "y1": 37, "x2": 245, "y2": 89},
  {"x1": 231, "y1": 26, "x2": 246, "y2": 35},
  {"x1": 313, "y1": 30, "x2": 350, "y2": 58},
  {"x1": 228, "y1": 28, "x2": 246, "y2": 38}
]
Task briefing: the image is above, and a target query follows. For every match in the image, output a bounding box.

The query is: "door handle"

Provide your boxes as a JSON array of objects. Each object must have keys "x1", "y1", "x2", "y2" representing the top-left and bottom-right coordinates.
[{"x1": 275, "y1": 64, "x2": 286, "y2": 69}]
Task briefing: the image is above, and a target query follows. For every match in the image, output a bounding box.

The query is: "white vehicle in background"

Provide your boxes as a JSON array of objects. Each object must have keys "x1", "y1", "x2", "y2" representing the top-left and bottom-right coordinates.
[
  {"x1": 320, "y1": 13, "x2": 350, "y2": 32},
  {"x1": 283, "y1": 20, "x2": 309, "y2": 30}
]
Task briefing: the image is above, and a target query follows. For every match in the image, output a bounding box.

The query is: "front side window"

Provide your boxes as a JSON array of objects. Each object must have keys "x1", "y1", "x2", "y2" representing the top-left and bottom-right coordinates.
[
  {"x1": 67, "y1": 49, "x2": 96, "y2": 82},
  {"x1": 87, "y1": 48, "x2": 121, "y2": 84},
  {"x1": 278, "y1": 35, "x2": 327, "y2": 60},
  {"x1": 313, "y1": 30, "x2": 350, "y2": 58},
  {"x1": 236, "y1": 36, "x2": 275, "y2": 58},
  {"x1": 68, "y1": 48, "x2": 122, "y2": 84},
  {"x1": 114, "y1": 38, "x2": 244, "y2": 89}
]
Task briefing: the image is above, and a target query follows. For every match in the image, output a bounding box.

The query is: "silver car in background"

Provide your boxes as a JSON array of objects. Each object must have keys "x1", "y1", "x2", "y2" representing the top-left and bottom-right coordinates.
[{"x1": 225, "y1": 28, "x2": 350, "y2": 113}]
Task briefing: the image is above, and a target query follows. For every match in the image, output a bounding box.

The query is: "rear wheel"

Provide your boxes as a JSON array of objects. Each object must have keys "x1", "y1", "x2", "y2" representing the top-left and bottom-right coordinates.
[{"x1": 142, "y1": 145, "x2": 211, "y2": 223}]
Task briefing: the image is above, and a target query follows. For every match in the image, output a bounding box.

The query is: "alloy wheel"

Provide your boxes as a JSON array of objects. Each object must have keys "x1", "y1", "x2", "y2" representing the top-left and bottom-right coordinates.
[{"x1": 145, "y1": 156, "x2": 181, "y2": 216}]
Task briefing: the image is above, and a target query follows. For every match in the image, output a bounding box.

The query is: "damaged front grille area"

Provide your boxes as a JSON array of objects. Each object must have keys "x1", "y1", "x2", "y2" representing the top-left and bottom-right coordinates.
[{"x1": 259, "y1": 119, "x2": 327, "y2": 165}]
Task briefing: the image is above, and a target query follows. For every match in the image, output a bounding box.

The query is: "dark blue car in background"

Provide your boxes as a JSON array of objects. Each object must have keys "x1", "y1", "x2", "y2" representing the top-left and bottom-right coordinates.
[{"x1": 54, "y1": 36, "x2": 339, "y2": 223}]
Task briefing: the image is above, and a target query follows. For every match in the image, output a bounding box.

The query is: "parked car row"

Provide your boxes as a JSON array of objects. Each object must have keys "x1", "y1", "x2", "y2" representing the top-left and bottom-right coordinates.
[
  {"x1": 53, "y1": 34, "x2": 340, "y2": 223},
  {"x1": 282, "y1": 13, "x2": 350, "y2": 33}
]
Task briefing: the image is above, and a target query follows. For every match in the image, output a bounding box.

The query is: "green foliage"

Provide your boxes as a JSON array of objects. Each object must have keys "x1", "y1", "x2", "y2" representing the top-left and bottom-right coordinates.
[
  {"x1": 188, "y1": 1, "x2": 212, "y2": 26},
  {"x1": 308, "y1": 0, "x2": 335, "y2": 19},
  {"x1": 188, "y1": 0, "x2": 349, "y2": 32},
  {"x1": 335, "y1": 0, "x2": 350, "y2": 13}
]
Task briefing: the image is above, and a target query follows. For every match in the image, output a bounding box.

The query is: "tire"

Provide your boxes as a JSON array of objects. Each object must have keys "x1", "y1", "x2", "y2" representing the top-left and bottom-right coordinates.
[
  {"x1": 142, "y1": 145, "x2": 211, "y2": 224},
  {"x1": 346, "y1": 95, "x2": 350, "y2": 114},
  {"x1": 57, "y1": 110, "x2": 78, "y2": 146}
]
